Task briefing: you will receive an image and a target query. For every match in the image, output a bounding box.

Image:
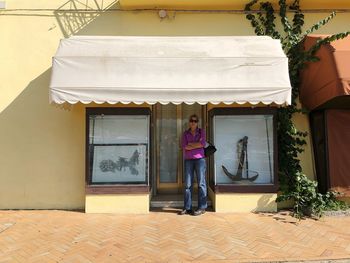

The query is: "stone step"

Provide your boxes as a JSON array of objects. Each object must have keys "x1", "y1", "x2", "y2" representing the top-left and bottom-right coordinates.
[{"x1": 151, "y1": 195, "x2": 212, "y2": 208}]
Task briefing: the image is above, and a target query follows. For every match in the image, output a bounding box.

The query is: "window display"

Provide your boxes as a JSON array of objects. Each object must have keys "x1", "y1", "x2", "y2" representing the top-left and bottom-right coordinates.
[
  {"x1": 213, "y1": 115, "x2": 274, "y2": 185},
  {"x1": 88, "y1": 114, "x2": 149, "y2": 184}
]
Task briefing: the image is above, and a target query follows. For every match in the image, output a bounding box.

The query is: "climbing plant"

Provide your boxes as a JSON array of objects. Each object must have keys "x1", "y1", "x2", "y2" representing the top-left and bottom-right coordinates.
[{"x1": 245, "y1": 0, "x2": 350, "y2": 218}]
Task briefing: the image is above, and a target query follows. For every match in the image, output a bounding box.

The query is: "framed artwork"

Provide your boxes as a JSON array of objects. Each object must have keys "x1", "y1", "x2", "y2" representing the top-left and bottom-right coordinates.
[
  {"x1": 213, "y1": 113, "x2": 275, "y2": 185},
  {"x1": 209, "y1": 108, "x2": 278, "y2": 192},
  {"x1": 86, "y1": 109, "x2": 151, "y2": 186},
  {"x1": 91, "y1": 144, "x2": 148, "y2": 183}
]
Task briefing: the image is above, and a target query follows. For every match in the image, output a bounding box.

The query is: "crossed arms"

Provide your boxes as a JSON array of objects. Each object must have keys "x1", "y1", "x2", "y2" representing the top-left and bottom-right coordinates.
[
  {"x1": 185, "y1": 142, "x2": 204, "y2": 150},
  {"x1": 182, "y1": 129, "x2": 206, "y2": 151}
]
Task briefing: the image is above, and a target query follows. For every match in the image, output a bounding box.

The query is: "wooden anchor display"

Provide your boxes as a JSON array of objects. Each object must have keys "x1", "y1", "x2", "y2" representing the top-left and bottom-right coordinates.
[{"x1": 222, "y1": 136, "x2": 259, "y2": 182}]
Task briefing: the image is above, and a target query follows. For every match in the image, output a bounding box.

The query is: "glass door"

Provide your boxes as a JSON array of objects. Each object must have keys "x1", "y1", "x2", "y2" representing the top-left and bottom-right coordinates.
[{"x1": 156, "y1": 103, "x2": 204, "y2": 194}]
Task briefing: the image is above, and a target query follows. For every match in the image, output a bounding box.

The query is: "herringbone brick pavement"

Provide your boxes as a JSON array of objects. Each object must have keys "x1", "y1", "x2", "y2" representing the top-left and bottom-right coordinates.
[{"x1": 0, "y1": 209, "x2": 349, "y2": 262}]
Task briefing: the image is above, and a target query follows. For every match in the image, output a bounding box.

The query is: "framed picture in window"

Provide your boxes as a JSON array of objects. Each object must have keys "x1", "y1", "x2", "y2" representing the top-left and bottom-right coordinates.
[{"x1": 91, "y1": 144, "x2": 148, "y2": 183}]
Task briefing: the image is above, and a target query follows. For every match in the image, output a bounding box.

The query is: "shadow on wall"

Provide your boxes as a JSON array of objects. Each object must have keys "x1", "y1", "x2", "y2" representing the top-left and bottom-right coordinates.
[
  {"x1": 0, "y1": 0, "x2": 253, "y2": 209},
  {"x1": 54, "y1": 0, "x2": 118, "y2": 37},
  {"x1": 255, "y1": 194, "x2": 277, "y2": 212},
  {"x1": 0, "y1": 69, "x2": 85, "y2": 209},
  {"x1": 53, "y1": 0, "x2": 253, "y2": 37}
]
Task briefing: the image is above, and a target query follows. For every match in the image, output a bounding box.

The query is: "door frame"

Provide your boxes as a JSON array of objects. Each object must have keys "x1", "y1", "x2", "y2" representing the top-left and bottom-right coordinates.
[{"x1": 152, "y1": 104, "x2": 207, "y2": 195}]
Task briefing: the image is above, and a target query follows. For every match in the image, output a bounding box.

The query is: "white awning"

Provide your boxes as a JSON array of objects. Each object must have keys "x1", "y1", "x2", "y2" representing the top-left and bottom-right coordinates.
[{"x1": 50, "y1": 36, "x2": 291, "y2": 105}]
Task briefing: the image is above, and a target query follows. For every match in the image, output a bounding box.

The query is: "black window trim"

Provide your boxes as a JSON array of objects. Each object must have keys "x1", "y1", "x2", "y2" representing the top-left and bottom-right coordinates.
[{"x1": 85, "y1": 107, "x2": 152, "y2": 194}]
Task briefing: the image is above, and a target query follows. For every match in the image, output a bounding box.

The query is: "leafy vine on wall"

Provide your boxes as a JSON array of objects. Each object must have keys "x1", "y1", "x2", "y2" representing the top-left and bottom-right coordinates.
[{"x1": 245, "y1": 0, "x2": 350, "y2": 218}]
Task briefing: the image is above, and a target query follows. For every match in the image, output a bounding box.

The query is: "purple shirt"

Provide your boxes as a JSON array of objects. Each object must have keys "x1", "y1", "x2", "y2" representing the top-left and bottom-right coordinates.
[{"x1": 182, "y1": 128, "x2": 206, "y2": 160}]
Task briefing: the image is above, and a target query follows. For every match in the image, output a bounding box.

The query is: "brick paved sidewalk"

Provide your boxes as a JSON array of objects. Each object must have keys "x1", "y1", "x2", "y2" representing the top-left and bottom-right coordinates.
[{"x1": 0, "y1": 209, "x2": 349, "y2": 263}]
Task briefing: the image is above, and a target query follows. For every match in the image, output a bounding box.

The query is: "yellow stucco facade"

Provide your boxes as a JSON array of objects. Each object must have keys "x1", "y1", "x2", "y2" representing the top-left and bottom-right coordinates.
[
  {"x1": 0, "y1": 0, "x2": 349, "y2": 212},
  {"x1": 215, "y1": 194, "x2": 278, "y2": 213},
  {"x1": 119, "y1": 0, "x2": 350, "y2": 10},
  {"x1": 85, "y1": 194, "x2": 150, "y2": 213},
  {"x1": 208, "y1": 186, "x2": 277, "y2": 212}
]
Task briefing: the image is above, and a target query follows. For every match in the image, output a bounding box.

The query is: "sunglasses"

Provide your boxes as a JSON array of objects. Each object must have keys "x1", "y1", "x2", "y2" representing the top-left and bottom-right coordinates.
[{"x1": 189, "y1": 119, "x2": 198, "y2": 123}]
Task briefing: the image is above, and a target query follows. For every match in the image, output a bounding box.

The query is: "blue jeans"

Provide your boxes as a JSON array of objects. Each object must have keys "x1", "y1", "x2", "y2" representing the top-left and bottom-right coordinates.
[{"x1": 184, "y1": 158, "x2": 207, "y2": 210}]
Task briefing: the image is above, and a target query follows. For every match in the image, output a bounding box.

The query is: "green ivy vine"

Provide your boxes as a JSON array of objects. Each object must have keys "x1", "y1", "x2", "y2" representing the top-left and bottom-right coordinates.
[{"x1": 245, "y1": 0, "x2": 350, "y2": 218}]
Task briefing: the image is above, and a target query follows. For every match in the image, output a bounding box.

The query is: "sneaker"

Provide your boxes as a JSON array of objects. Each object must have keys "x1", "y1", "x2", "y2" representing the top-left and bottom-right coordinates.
[
  {"x1": 192, "y1": 209, "x2": 206, "y2": 216},
  {"x1": 178, "y1": 209, "x2": 192, "y2": 215}
]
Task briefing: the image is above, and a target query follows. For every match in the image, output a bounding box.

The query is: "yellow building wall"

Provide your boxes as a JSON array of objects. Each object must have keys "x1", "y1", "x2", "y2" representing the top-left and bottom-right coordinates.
[
  {"x1": 85, "y1": 194, "x2": 150, "y2": 213},
  {"x1": 119, "y1": 0, "x2": 350, "y2": 10},
  {"x1": 208, "y1": 186, "x2": 277, "y2": 212},
  {"x1": 0, "y1": 0, "x2": 349, "y2": 209},
  {"x1": 215, "y1": 194, "x2": 277, "y2": 213},
  {"x1": 292, "y1": 100, "x2": 315, "y2": 181}
]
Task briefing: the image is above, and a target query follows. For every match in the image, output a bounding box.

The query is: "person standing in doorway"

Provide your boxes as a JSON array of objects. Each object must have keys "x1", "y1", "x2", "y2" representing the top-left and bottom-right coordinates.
[{"x1": 179, "y1": 114, "x2": 207, "y2": 216}]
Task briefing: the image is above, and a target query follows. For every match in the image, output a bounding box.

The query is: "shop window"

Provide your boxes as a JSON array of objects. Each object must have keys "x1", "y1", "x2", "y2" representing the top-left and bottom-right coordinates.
[
  {"x1": 86, "y1": 108, "x2": 150, "y2": 186},
  {"x1": 209, "y1": 108, "x2": 278, "y2": 192}
]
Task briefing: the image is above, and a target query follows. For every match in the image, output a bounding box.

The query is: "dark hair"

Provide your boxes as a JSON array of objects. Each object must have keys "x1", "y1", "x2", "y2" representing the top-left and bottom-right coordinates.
[{"x1": 189, "y1": 114, "x2": 199, "y2": 122}]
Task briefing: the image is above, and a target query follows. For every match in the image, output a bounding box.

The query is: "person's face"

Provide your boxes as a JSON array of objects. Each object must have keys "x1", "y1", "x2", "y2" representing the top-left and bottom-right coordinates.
[{"x1": 189, "y1": 117, "x2": 198, "y2": 129}]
